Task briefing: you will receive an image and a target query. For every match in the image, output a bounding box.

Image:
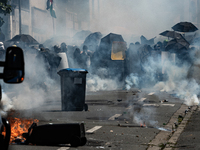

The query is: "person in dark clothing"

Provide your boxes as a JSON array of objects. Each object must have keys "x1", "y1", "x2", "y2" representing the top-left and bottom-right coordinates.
[
  {"x1": 156, "y1": 41, "x2": 163, "y2": 51},
  {"x1": 61, "y1": 42, "x2": 68, "y2": 53},
  {"x1": 135, "y1": 42, "x2": 140, "y2": 45},
  {"x1": 163, "y1": 40, "x2": 168, "y2": 49},
  {"x1": 80, "y1": 45, "x2": 89, "y2": 69},
  {"x1": 54, "y1": 45, "x2": 61, "y2": 53},
  {"x1": 39, "y1": 44, "x2": 44, "y2": 50},
  {"x1": 73, "y1": 48, "x2": 82, "y2": 68},
  {"x1": 36, "y1": 48, "x2": 50, "y2": 71}
]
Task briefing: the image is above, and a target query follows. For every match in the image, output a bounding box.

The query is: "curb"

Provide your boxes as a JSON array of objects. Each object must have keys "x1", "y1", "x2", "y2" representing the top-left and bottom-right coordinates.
[
  {"x1": 147, "y1": 104, "x2": 197, "y2": 150},
  {"x1": 164, "y1": 105, "x2": 198, "y2": 150}
]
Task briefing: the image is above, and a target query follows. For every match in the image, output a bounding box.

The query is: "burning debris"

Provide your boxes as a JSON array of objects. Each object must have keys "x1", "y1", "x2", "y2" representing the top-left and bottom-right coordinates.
[
  {"x1": 6, "y1": 115, "x2": 87, "y2": 147},
  {"x1": 7, "y1": 117, "x2": 39, "y2": 143}
]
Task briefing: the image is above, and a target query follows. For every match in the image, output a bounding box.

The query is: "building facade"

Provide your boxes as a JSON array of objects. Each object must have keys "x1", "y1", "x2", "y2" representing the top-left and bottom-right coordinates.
[{"x1": 1, "y1": 0, "x2": 91, "y2": 43}]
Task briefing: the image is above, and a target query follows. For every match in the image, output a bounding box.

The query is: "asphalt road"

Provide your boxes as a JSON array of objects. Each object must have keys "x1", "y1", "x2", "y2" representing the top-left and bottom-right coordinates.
[{"x1": 7, "y1": 88, "x2": 185, "y2": 150}]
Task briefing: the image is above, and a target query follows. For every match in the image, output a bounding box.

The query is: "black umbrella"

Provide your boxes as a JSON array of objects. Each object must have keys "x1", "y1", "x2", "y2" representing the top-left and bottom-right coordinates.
[
  {"x1": 172, "y1": 22, "x2": 198, "y2": 32},
  {"x1": 165, "y1": 35, "x2": 190, "y2": 51},
  {"x1": 83, "y1": 32, "x2": 102, "y2": 50},
  {"x1": 159, "y1": 30, "x2": 182, "y2": 39},
  {"x1": 6, "y1": 34, "x2": 39, "y2": 45}
]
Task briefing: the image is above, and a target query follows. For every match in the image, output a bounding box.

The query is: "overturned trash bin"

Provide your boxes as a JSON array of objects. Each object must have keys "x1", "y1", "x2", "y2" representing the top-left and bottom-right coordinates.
[
  {"x1": 58, "y1": 68, "x2": 88, "y2": 111},
  {"x1": 23, "y1": 123, "x2": 87, "y2": 147}
]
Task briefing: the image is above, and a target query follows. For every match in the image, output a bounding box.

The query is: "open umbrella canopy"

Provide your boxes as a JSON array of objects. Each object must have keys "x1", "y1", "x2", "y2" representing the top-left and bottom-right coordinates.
[
  {"x1": 172, "y1": 22, "x2": 198, "y2": 32},
  {"x1": 7, "y1": 34, "x2": 39, "y2": 45},
  {"x1": 165, "y1": 35, "x2": 190, "y2": 51},
  {"x1": 159, "y1": 30, "x2": 182, "y2": 39},
  {"x1": 84, "y1": 32, "x2": 102, "y2": 44},
  {"x1": 83, "y1": 32, "x2": 102, "y2": 51}
]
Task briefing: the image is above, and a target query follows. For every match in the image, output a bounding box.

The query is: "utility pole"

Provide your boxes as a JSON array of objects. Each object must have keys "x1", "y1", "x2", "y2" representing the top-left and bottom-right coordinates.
[
  {"x1": 92, "y1": 0, "x2": 94, "y2": 19},
  {"x1": 98, "y1": 0, "x2": 100, "y2": 16},
  {"x1": 19, "y1": 0, "x2": 22, "y2": 34}
]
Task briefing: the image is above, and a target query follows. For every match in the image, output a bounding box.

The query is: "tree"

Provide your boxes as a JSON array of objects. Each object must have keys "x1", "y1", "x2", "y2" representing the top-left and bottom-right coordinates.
[{"x1": 0, "y1": 0, "x2": 12, "y2": 27}]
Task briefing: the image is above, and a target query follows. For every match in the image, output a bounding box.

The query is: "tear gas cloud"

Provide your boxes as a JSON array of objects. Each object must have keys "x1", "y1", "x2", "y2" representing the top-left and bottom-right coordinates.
[
  {"x1": 0, "y1": 0, "x2": 200, "y2": 120},
  {"x1": 0, "y1": 50, "x2": 60, "y2": 117}
]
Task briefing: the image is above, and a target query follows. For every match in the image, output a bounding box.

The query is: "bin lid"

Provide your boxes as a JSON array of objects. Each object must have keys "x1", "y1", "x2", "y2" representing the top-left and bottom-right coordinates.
[{"x1": 58, "y1": 68, "x2": 88, "y2": 73}]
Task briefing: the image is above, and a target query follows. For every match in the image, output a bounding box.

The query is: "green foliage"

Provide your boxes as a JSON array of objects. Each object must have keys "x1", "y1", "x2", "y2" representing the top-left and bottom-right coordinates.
[{"x1": 0, "y1": 0, "x2": 12, "y2": 27}]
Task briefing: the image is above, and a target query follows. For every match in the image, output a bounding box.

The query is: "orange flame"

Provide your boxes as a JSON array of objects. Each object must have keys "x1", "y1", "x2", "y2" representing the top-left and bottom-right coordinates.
[{"x1": 6, "y1": 117, "x2": 39, "y2": 143}]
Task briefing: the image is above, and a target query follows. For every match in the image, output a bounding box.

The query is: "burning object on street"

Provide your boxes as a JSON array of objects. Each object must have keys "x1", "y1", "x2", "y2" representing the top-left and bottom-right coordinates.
[
  {"x1": 23, "y1": 122, "x2": 87, "y2": 147},
  {"x1": 8, "y1": 117, "x2": 39, "y2": 143}
]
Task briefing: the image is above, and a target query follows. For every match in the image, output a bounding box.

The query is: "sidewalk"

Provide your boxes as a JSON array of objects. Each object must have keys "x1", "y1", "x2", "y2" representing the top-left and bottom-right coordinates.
[{"x1": 174, "y1": 106, "x2": 200, "y2": 150}]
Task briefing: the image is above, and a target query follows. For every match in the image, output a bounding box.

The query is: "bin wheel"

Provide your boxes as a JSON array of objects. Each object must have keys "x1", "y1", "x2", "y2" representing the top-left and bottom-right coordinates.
[
  {"x1": 80, "y1": 137, "x2": 87, "y2": 146},
  {"x1": 84, "y1": 104, "x2": 88, "y2": 111},
  {"x1": 70, "y1": 136, "x2": 81, "y2": 147}
]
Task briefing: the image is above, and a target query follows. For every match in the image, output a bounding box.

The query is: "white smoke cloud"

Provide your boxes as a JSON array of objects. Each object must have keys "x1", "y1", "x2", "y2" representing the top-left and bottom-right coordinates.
[
  {"x1": 0, "y1": 50, "x2": 60, "y2": 115},
  {"x1": 0, "y1": 92, "x2": 13, "y2": 117},
  {"x1": 125, "y1": 73, "x2": 139, "y2": 90},
  {"x1": 86, "y1": 74, "x2": 119, "y2": 92},
  {"x1": 154, "y1": 53, "x2": 200, "y2": 106}
]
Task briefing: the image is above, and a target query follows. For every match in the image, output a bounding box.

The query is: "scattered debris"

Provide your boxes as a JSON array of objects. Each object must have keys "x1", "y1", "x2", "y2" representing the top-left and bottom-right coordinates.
[
  {"x1": 96, "y1": 146, "x2": 105, "y2": 149},
  {"x1": 174, "y1": 122, "x2": 178, "y2": 128},
  {"x1": 117, "y1": 99, "x2": 122, "y2": 102},
  {"x1": 160, "y1": 99, "x2": 168, "y2": 103},
  {"x1": 123, "y1": 112, "x2": 127, "y2": 114},
  {"x1": 185, "y1": 109, "x2": 188, "y2": 115},
  {"x1": 138, "y1": 98, "x2": 146, "y2": 102},
  {"x1": 178, "y1": 115, "x2": 184, "y2": 124}
]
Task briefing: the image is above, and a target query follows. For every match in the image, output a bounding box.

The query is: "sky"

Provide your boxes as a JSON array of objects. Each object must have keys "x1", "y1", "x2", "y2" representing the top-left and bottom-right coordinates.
[{"x1": 90, "y1": 0, "x2": 194, "y2": 40}]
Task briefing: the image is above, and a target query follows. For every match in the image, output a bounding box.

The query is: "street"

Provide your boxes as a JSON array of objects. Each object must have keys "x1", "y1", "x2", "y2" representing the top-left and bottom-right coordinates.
[
  {"x1": 0, "y1": 1, "x2": 200, "y2": 150},
  {"x1": 7, "y1": 88, "x2": 190, "y2": 150}
]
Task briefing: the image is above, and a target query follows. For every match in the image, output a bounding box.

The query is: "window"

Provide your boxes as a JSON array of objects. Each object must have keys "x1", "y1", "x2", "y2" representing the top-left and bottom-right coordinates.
[
  {"x1": 12, "y1": 0, "x2": 30, "y2": 10},
  {"x1": 21, "y1": 0, "x2": 29, "y2": 10}
]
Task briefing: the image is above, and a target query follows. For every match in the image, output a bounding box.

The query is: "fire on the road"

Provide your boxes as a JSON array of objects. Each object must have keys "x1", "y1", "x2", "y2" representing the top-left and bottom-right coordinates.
[{"x1": 6, "y1": 117, "x2": 39, "y2": 143}]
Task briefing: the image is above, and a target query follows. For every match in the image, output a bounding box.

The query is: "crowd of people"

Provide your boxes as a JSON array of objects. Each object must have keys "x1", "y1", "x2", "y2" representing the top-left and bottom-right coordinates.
[{"x1": 0, "y1": 32, "x2": 196, "y2": 89}]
